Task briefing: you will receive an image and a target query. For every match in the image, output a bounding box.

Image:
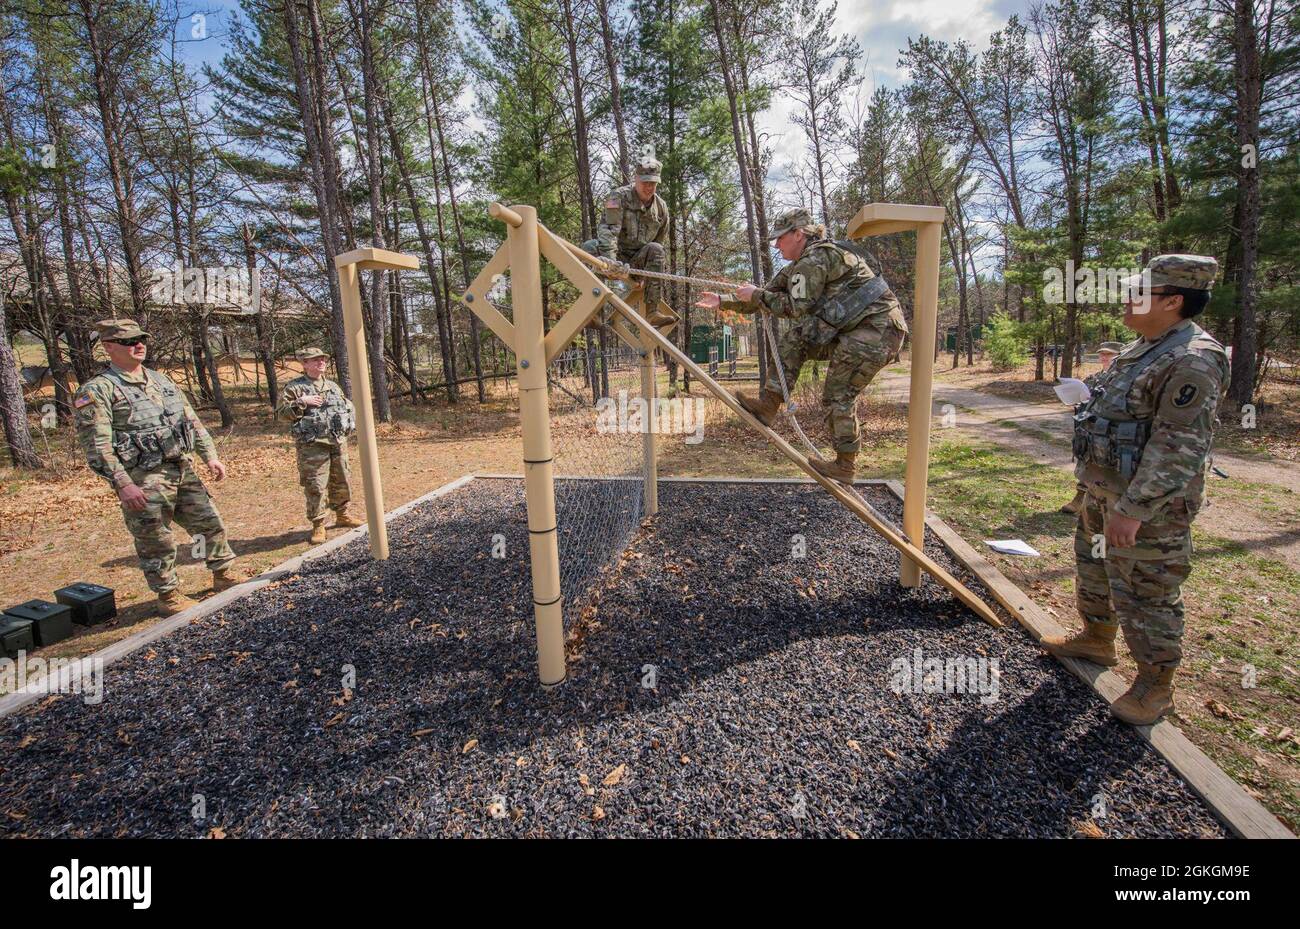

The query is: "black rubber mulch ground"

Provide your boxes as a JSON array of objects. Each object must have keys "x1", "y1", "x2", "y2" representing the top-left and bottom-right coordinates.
[{"x1": 0, "y1": 479, "x2": 1228, "y2": 838}]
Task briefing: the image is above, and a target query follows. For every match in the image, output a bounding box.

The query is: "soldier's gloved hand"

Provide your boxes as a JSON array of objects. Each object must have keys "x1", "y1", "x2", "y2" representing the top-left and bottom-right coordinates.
[
  {"x1": 207, "y1": 460, "x2": 227, "y2": 482},
  {"x1": 606, "y1": 260, "x2": 631, "y2": 281},
  {"x1": 735, "y1": 283, "x2": 759, "y2": 303},
  {"x1": 117, "y1": 482, "x2": 148, "y2": 512}
]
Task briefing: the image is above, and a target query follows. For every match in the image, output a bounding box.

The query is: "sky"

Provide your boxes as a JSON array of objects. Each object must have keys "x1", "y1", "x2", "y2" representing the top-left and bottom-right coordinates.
[
  {"x1": 761, "y1": 0, "x2": 1033, "y2": 196},
  {"x1": 179, "y1": 0, "x2": 1035, "y2": 205}
]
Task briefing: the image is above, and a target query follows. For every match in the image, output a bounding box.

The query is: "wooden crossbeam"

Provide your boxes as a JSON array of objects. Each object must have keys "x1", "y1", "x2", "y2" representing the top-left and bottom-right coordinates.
[
  {"x1": 457, "y1": 245, "x2": 515, "y2": 349},
  {"x1": 545, "y1": 289, "x2": 609, "y2": 363}
]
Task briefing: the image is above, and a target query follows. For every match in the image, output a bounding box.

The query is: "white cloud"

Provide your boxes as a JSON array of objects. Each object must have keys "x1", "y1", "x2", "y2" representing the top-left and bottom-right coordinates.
[{"x1": 761, "y1": 0, "x2": 1022, "y2": 204}]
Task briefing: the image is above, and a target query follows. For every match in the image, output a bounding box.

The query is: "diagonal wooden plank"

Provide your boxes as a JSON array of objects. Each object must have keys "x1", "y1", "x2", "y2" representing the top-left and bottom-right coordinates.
[
  {"x1": 538, "y1": 223, "x2": 611, "y2": 291},
  {"x1": 544, "y1": 290, "x2": 608, "y2": 363},
  {"x1": 607, "y1": 315, "x2": 644, "y2": 355},
  {"x1": 456, "y1": 245, "x2": 515, "y2": 348},
  {"x1": 590, "y1": 269, "x2": 1003, "y2": 627}
]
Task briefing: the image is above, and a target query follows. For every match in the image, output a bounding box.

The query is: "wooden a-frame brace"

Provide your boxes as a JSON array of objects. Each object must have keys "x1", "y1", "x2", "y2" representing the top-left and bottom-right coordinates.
[{"x1": 461, "y1": 201, "x2": 1000, "y2": 686}]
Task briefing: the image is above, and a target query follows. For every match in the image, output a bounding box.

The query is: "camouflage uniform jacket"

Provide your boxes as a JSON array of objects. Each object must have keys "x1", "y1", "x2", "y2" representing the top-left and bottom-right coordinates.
[
  {"x1": 721, "y1": 239, "x2": 908, "y2": 333},
  {"x1": 277, "y1": 375, "x2": 354, "y2": 447},
  {"x1": 74, "y1": 364, "x2": 216, "y2": 488},
  {"x1": 1075, "y1": 319, "x2": 1229, "y2": 521},
  {"x1": 596, "y1": 184, "x2": 668, "y2": 260}
]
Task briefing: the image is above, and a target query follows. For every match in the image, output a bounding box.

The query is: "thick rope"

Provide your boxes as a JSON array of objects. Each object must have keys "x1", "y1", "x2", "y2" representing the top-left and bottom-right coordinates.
[{"x1": 593, "y1": 263, "x2": 828, "y2": 462}]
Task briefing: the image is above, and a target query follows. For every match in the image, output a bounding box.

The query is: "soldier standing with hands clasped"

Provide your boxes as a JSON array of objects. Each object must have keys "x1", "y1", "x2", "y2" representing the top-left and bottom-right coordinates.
[
  {"x1": 278, "y1": 347, "x2": 362, "y2": 544},
  {"x1": 1044, "y1": 256, "x2": 1229, "y2": 725},
  {"x1": 74, "y1": 319, "x2": 243, "y2": 616}
]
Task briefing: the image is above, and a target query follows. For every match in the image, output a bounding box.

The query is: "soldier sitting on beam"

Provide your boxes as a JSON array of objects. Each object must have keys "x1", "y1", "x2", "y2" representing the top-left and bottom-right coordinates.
[
  {"x1": 582, "y1": 156, "x2": 677, "y2": 329},
  {"x1": 695, "y1": 207, "x2": 909, "y2": 483}
]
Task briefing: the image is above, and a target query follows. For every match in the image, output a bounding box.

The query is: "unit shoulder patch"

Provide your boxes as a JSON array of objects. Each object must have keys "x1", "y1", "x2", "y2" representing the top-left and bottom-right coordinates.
[{"x1": 1157, "y1": 360, "x2": 1221, "y2": 426}]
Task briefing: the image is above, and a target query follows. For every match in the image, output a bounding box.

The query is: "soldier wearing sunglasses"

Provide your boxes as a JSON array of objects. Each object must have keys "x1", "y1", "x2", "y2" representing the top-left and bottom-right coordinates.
[{"x1": 74, "y1": 318, "x2": 243, "y2": 615}]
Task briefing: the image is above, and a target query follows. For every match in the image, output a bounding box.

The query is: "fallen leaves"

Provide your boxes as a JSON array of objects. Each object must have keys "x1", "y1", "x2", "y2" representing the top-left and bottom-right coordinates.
[
  {"x1": 602, "y1": 764, "x2": 626, "y2": 787},
  {"x1": 1205, "y1": 699, "x2": 1243, "y2": 721}
]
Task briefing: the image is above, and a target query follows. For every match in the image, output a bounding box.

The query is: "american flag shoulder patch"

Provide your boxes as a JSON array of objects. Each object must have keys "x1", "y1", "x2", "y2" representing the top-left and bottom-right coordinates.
[
  {"x1": 74, "y1": 392, "x2": 94, "y2": 408},
  {"x1": 605, "y1": 197, "x2": 620, "y2": 209}
]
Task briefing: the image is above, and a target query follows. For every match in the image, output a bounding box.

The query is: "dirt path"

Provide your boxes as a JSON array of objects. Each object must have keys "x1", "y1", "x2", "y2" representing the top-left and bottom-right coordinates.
[{"x1": 872, "y1": 372, "x2": 1300, "y2": 571}]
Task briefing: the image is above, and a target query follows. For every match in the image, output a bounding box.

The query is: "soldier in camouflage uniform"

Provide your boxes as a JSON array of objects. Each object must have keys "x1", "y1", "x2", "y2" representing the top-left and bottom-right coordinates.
[
  {"x1": 582, "y1": 157, "x2": 676, "y2": 328},
  {"x1": 1060, "y1": 341, "x2": 1124, "y2": 515},
  {"x1": 74, "y1": 319, "x2": 242, "y2": 616},
  {"x1": 1044, "y1": 256, "x2": 1229, "y2": 725},
  {"x1": 277, "y1": 347, "x2": 362, "y2": 544},
  {"x1": 695, "y1": 207, "x2": 909, "y2": 483}
]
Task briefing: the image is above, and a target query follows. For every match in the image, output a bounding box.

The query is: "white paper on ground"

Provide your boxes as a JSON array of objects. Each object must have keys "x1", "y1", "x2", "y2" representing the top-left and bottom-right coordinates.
[
  {"x1": 985, "y1": 539, "x2": 1041, "y2": 557},
  {"x1": 1053, "y1": 377, "x2": 1092, "y2": 405}
]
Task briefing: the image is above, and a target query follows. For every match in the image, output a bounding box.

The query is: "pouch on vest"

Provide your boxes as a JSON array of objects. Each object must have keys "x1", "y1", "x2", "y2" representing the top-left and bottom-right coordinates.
[{"x1": 807, "y1": 275, "x2": 891, "y2": 346}]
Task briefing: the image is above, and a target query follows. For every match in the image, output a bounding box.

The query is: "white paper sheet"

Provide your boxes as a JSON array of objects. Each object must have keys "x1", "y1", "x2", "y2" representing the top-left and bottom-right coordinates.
[
  {"x1": 985, "y1": 539, "x2": 1041, "y2": 557},
  {"x1": 1053, "y1": 377, "x2": 1092, "y2": 406}
]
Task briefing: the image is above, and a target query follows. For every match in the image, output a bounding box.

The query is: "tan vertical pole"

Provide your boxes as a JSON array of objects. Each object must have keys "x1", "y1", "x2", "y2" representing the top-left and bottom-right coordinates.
[
  {"x1": 509, "y1": 205, "x2": 566, "y2": 686},
  {"x1": 901, "y1": 220, "x2": 941, "y2": 587},
  {"x1": 338, "y1": 260, "x2": 388, "y2": 560},
  {"x1": 640, "y1": 344, "x2": 658, "y2": 516}
]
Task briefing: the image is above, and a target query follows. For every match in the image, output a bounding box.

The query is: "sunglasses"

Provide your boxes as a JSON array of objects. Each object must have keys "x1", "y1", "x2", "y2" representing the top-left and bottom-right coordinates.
[{"x1": 108, "y1": 338, "x2": 148, "y2": 347}]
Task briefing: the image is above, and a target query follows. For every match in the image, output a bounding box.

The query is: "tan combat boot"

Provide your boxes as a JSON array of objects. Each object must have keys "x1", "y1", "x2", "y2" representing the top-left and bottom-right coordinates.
[
  {"x1": 646, "y1": 304, "x2": 678, "y2": 329},
  {"x1": 809, "y1": 449, "x2": 857, "y2": 484},
  {"x1": 736, "y1": 388, "x2": 783, "y2": 426},
  {"x1": 308, "y1": 520, "x2": 327, "y2": 544},
  {"x1": 157, "y1": 589, "x2": 199, "y2": 617},
  {"x1": 1041, "y1": 620, "x2": 1119, "y2": 666},
  {"x1": 1059, "y1": 490, "x2": 1085, "y2": 515},
  {"x1": 332, "y1": 505, "x2": 364, "y2": 529},
  {"x1": 1110, "y1": 663, "x2": 1176, "y2": 726},
  {"x1": 212, "y1": 565, "x2": 246, "y2": 592}
]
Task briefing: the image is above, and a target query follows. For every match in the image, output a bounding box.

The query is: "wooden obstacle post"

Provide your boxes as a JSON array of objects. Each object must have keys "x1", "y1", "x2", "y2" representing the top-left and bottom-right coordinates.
[
  {"x1": 637, "y1": 303, "x2": 659, "y2": 517},
  {"x1": 335, "y1": 247, "x2": 421, "y2": 560},
  {"x1": 846, "y1": 204, "x2": 946, "y2": 588},
  {"x1": 495, "y1": 203, "x2": 566, "y2": 687}
]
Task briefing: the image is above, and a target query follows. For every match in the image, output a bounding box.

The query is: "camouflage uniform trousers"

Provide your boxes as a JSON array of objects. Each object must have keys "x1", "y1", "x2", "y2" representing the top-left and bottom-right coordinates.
[
  {"x1": 581, "y1": 238, "x2": 667, "y2": 313},
  {"x1": 1074, "y1": 490, "x2": 1193, "y2": 668},
  {"x1": 768, "y1": 313, "x2": 905, "y2": 454},
  {"x1": 120, "y1": 459, "x2": 236, "y2": 593},
  {"x1": 298, "y1": 440, "x2": 352, "y2": 522}
]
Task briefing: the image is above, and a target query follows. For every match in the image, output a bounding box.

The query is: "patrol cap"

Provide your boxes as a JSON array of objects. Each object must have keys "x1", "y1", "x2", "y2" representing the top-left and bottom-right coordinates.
[
  {"x1": 96, "y1": 318, "x2": 149, "y2": 342},
  {"x1": 634, "y1": 157, "x2": 662, "y2": 183},
  {"x1": 1098, "y1": 341, "x2": 1124, "y2": 355},
  {"x1": 297, "y1": 347, "x2": 330, "y2": 360},
  {"x1": 1119, "y1": 254, "x2": 1218, "y2": 294},
  {"x1": 769, "y1": 207, "x2": 815, "y2": 239}
]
